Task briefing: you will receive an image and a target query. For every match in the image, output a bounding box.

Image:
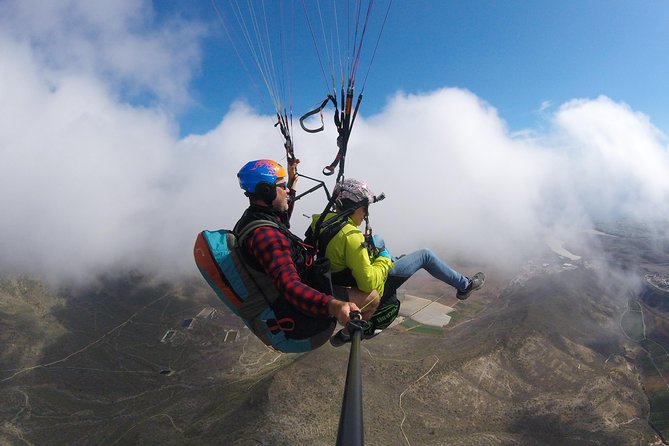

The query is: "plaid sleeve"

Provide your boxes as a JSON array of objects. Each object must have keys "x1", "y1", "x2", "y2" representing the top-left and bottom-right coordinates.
[{"x1": 246, "y1": 226, "x2": 333, "y2": 316}]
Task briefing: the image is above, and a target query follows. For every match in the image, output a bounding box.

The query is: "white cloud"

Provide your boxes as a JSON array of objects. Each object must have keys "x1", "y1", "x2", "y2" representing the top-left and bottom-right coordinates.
[
  {"x1": 0, "y1": 0, "x2": 204, "y2": 109},
  {"x1": 554, "y1": 97, "x2": 669, "y2": 221},
  {"x1": 539, "y1": 100, "x2": 552, "y2": 113}
]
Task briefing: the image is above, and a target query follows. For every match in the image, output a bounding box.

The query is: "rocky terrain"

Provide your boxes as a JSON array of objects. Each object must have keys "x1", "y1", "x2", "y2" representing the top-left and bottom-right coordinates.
[{"x1": 1, "y1": 228, "x2": 668, "y2": 445}]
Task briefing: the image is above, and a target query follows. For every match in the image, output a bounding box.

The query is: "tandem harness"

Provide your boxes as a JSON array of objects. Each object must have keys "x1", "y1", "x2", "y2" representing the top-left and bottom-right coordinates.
[{"x1": 194, "y1": 220, "x2": 335, "y2": 353}]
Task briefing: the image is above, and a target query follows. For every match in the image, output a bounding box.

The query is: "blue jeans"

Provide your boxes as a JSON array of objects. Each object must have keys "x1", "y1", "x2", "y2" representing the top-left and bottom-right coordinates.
[{"x1": 387, "y1": 249, "x2": 469, "y2": 296}]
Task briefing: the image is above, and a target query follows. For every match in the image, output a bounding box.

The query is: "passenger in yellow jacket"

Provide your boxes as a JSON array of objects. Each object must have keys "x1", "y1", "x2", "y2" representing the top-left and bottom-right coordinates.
[
  {"x1": 312, "y1": 212, "x2": 394, "y2": 298},
  {"x1": 311, "y1": 178, "x2": 485, "y2": 346}
]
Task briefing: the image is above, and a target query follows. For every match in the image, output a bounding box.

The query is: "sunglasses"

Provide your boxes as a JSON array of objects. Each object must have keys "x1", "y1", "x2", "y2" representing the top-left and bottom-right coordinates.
[{"x1": 275, "y1": 182, "x2": 288, "y2": 190}]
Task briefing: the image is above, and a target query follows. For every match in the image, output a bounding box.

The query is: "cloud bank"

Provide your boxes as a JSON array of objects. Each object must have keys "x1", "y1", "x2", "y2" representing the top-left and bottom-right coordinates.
[{"x1": 1, "y1": 1, "x2": 668, "y2": 285}]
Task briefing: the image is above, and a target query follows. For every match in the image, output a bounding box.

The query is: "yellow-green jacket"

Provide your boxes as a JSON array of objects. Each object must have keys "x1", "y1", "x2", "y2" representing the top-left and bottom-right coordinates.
[{"x1": 310, "y1": 213, "x2": 393, "y2": 296}]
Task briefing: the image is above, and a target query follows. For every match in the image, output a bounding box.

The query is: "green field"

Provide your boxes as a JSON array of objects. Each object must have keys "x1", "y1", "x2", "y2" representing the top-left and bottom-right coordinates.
[
  {"x1": 400, "y1": 318, "x2": 445, "y2": 335},
  {"x1": 638, "y1": 355, "x2": 661, "y2": 377},
  {"x1": 447, "y1": 301, "x2": 485, "y2": 324},
  {"x1": 641, "y1": 338, "x2": 669, "y2": 358},
  {"x1": 620, "y1": 308, "x2": 644, "y2": 341},
  {"x1": 655, "y1": 355, "x2": 669, "y2": 372},
  {"x1": 648, "y1": 389, "x2": 669, "y2": 439},
  {"x1": 627, "y1": 295, "x2": 669, "y2": 442}
]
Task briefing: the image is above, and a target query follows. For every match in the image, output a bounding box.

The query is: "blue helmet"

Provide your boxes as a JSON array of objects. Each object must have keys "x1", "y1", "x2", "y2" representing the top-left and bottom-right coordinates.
[{"x1": 237, "y1": 159, "x2": 287, "y2": 201}]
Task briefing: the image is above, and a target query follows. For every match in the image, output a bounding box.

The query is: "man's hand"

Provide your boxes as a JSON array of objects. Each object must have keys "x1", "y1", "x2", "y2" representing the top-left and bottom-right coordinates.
[
  {"x1": 372, "y1": 234, "x2": 392, "y2": 259},
  {"x1": 328, "y1": 299, "x2": 361, "y2": 326},
  {"x1": 288, "y1": 158, "x2": 300, "y2": 190},
  {"x1": 372, "y1": 234, "x2": 386, "y2": 250}
]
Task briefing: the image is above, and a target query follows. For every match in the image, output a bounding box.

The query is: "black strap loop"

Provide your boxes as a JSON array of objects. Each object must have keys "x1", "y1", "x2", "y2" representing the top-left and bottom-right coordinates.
[{"x1": 299, "y1": 97, "x2": 331, "y2": 133}]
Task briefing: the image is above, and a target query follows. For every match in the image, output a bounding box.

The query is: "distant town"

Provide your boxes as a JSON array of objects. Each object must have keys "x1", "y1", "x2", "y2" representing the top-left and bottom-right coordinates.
[{"x1": 645, "y1": 273, "x2": 669, "y2": 292}]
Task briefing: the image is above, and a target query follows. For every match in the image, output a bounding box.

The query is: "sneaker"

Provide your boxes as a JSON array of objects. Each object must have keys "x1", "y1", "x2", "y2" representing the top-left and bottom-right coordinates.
[
  {"x1": 329, "y1": 329, "x2": 352, "y2": 347},
  {"x1": 456, "y1": 272, "x2": 485, "y2": 300}
]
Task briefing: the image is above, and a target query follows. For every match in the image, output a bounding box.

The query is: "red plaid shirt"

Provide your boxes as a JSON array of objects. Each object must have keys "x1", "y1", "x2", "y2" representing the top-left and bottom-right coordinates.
[{"x1": 245, "y1": 225, "x2": 333, "y2": 316}]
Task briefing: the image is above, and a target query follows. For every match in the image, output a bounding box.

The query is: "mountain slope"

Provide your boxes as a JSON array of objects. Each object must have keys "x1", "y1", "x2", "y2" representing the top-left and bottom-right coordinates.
[{"x1": 0, "y1": 266, "x2": 665, "y2": 445}]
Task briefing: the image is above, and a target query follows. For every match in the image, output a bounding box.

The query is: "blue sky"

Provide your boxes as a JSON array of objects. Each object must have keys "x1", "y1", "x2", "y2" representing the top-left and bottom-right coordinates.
[
  {"x1": 2, "y1": 0, "x2": 669, "y2": 282},
  {"x1": 169, "y1": 1, "x2": 669, "y2": 136}
]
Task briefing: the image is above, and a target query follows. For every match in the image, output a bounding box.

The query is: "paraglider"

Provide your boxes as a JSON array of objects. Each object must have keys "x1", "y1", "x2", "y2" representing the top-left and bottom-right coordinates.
[{"x1": 202, "y1": 0, "x2": 396, "y2": 350}]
